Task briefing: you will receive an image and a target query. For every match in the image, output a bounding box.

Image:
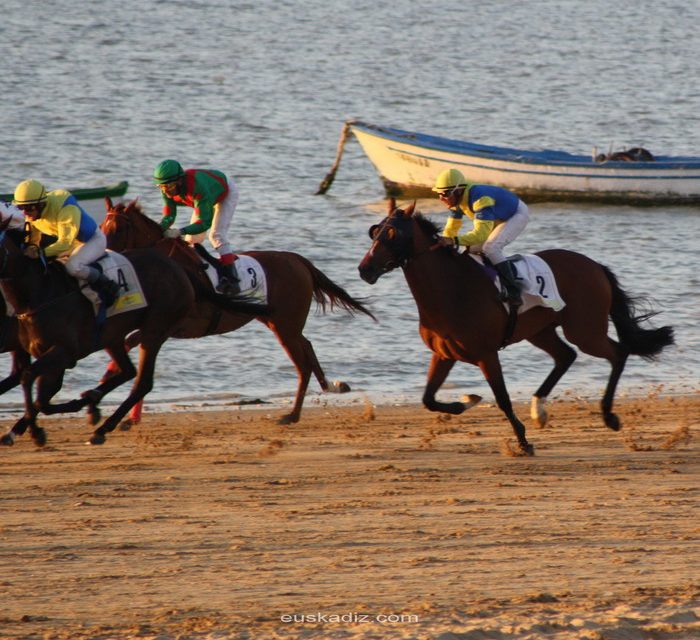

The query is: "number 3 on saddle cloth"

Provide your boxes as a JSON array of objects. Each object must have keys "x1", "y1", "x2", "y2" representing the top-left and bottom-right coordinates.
[
  {"x1": 76, "y1": 251, "x2": 148, "y2": 318},
  {"x1": 197, "y1": 251, "x2": 269, "y2": 305},
  {"x1": 470, "y1": 253, "x2": 566, "y2": 314}
]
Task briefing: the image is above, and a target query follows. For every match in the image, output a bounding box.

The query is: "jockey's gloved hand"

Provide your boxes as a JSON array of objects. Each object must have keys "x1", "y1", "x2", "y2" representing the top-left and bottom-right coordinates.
[
  {"x1": 164, "y1": 227, "x2": 182, "y2": 239},
  {"x1": 23, "y1": 244, "x2": 40, "y2": 259}
]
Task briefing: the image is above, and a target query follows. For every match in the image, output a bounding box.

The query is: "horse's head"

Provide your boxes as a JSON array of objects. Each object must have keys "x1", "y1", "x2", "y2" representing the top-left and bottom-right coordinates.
[
  {"x1": 359, "y1": 198, "x2": 441, "y2": 284},
  {"x1": 101, "y1": 197, "x2": 164, "y2": 251},
  {"x1": 0, "y1": 217, "x2": 39, "y2": 279}
]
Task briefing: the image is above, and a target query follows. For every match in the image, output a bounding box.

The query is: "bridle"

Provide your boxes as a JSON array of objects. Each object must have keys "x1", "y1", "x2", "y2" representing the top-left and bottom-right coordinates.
[{"x1": 367, "y1": 210, "x2": 441, "y2": 273}]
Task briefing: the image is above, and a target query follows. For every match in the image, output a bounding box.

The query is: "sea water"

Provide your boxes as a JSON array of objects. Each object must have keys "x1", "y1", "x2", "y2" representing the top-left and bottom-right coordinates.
[{"x1": 0, "y1": 0, "x2": 698, "y2": 415}]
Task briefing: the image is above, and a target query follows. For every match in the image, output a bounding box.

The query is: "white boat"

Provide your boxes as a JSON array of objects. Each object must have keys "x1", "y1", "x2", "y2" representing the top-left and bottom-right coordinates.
[{"x1": 319, "y1": 120, "x2": 700, "y2": 205}]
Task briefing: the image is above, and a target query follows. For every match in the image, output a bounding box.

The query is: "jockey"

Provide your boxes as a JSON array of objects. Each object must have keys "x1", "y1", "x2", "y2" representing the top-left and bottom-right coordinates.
[
  {"x1": 434, "y1": 168, "x2": 529, "y2": 306},
  {"x1": 12, "y1": 179, "x2": 119, "y2": 306},
  {"x1": 153, "y1": 159, "x2": 241, "y2": 297}
]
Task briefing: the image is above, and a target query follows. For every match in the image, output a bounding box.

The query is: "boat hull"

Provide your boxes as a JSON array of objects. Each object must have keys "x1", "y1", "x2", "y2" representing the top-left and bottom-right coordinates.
[{"x1": 350, "y1": 122, "x2": 700, "y2": 205}]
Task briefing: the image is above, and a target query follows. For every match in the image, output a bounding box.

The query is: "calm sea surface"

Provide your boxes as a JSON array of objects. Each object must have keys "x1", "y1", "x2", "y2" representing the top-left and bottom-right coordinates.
[{"x1": 1, "y1": 0, "x2": 698, "y2": 415}]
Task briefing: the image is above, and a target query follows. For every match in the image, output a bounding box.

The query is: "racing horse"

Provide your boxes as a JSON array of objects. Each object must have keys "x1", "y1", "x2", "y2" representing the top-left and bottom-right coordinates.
[
  {"x1": 101, "y1": 198, "x2": 376, "y2": 424},
  {"x1": 358, "y1": 200, "x2": 674, "y2": 455},
  {"x1": 0, "y1": 218, "x2": 199, "y2": 446}
]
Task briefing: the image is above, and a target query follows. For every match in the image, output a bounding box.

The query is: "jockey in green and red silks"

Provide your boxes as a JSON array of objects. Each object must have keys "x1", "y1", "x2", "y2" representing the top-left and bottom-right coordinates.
[{"x1": 153, "y1": 160, "x2": 241, "y2": 296}]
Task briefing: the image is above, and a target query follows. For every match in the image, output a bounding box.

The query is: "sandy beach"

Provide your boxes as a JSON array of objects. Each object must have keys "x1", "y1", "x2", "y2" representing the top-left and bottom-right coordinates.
[{"x1": 0, "y1": 392, "x2": 698, "y2": 640}]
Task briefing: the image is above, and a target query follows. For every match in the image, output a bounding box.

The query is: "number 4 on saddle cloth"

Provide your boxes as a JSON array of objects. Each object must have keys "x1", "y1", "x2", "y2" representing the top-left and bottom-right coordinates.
[
  {"x1": 471, "y1": 253, "x2": 566, "y2": 314},
  {"x1": 77, "y1": 251, "x2": 148, "y2": 318}
]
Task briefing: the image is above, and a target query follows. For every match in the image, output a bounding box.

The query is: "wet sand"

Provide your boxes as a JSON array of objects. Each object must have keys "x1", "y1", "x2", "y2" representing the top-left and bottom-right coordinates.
[{"x1": 0, "y1": 393, "x2": 698, "y2": 639}]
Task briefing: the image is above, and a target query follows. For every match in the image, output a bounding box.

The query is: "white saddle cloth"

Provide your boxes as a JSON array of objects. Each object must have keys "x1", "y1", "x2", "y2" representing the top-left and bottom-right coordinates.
[
  {"x1": 470, "y1": 253, "x2": 566, "y2": 314},
  {"x1": 79, "y1": 251, "x2": 148, "y2": 317},
  {"x1": 203, "y1": 254, "x2": 268, "y2": 304}
]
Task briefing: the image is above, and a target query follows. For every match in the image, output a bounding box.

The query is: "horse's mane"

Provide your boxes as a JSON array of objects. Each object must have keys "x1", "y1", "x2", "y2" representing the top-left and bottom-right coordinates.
[
  {"x1": 412, "y1": 212, "x2": 441, "y2": 238},
  {"x1": 111, "y1": 199, "x2": 160, "y2": 228}
]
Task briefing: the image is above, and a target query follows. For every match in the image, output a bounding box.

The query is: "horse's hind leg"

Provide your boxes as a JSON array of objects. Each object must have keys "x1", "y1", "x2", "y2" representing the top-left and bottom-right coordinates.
[
  {"x1": 599, "y1": 341, "x2": 628, "y2": 431},
  {"x1": 478, "y1": 352, "x2": 534, "y2": 455},
  {"x1": 81, "y1": 345, "x2": 137, "y2": 426},
  {"x1": 274, "y1": 333, "x2": 313, "y2": 425},
  {"x1": 90, "y1": 340, "x2": 164, "y2": 445},
  {"x1": 563, "y1": 324, "x2": 628, "y2": 431},
  {"x1": 526, "y1": 326, "x2": 577, "y2": 427},
  {"x1": 300, "y1": 335, "x2": 349, "y2": 394}
]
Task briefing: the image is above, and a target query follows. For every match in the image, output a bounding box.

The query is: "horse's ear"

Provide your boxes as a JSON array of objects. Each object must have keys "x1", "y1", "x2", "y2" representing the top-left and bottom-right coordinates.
[
  {"x1": 105, "y1": 196, "x2": 113, "y2": 211},
  {"x1": 404, "y1": 200, "x2": 417, "y2": 217},
  {"x1": 0, "y1": 216, "x2": 11, "y2": 232},
  {"x1": 387, "y1": 197, "x2": 397, "y2": 215}
]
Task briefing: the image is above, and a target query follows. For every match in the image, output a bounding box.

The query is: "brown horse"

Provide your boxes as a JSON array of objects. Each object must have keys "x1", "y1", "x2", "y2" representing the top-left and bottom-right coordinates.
[
  {"x1": 358, "y1": 201, "x2": 674, "y2": 455},
  {"x1": 0, "y1": 219, "x2": 199, "y2": 445},
  {"x1": 101, "y1": 198, "x2": 376, "y2": 424}
]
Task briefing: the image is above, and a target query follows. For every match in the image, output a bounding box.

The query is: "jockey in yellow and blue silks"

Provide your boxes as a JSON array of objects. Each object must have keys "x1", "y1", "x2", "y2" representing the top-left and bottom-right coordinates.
[
  {"x1": 12, "y1": 179, "x2": 119, "y2": 305},
  {"x1": 434, "y1": 168, "x2": 529, "y2": 306},
  {"x1": 153, "y1": 159, "x2": 241, "y2": 297}
]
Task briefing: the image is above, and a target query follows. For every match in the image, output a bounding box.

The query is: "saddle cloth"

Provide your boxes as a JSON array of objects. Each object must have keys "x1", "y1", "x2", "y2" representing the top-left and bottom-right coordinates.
[
  {"x1": 203, "y1": 254, "x2": 269, "y2": 304},
  {"x1": 470, "y1": 253, "x2": 566, "y2": 314},
  {"x1": 79, "y1": 251, "x2": 148, "y2": 317}
]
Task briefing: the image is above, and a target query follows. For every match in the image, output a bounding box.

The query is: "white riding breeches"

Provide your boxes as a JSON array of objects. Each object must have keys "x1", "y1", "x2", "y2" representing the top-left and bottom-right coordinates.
[
  {"x1": 64, "y1": 230, "x2": 108, "y2": 280},
  {"x1": 480, "y1": 201, "x2": 529, "y2": 265},
  {"x1": 185, "y1": 178, "x2": 239, "y2": 257}
]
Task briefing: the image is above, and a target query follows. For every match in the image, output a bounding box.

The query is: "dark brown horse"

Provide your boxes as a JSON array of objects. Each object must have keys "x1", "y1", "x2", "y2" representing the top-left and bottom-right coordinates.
[
  {"x1": 0, "y1": 220, "x2": 199, "y2": 445},
  {"x1": 101, "y1": 198, "x2": 376, "y2": 424},
  {"x1": 358, "y1": 201, "x2": 674, "y2": 455}
]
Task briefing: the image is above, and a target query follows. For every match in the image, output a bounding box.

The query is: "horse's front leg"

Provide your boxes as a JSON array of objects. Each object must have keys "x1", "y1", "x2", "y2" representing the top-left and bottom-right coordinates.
[
  {"x1": 18, "y1": 363, "x2": 45, "y2": 447},
  {"x1": 422, "y1": 354, "x2": 481, "y2": 415},
  {"x1": 0, "y1": 350, "x2": 32, "y2": 445},
  {"x1": 478, "y1": 352, "x2": 534, "y2": 456}
]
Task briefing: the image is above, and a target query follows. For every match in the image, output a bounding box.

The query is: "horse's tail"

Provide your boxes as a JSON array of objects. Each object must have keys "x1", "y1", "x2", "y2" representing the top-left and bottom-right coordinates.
[
  {"x1": 602, "y1": 265, "x2": 674, "y2": 360},
  {"x1": 299, "y1": 256, "x2": 376, "y2": 320},
  {"x1": 183, "y1": 269, "x2": 272, "y2": 317}
]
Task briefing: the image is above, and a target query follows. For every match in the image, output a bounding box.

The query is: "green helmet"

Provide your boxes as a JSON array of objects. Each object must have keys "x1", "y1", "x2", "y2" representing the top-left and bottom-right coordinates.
[
  {"x1": 432, "y1": 168, "x2": 469, "y2": 193},
  {"x1": 153, "y1": 159, "x2": 184, "y2": 184},
  {"x1": 13, "y1": 179, "x2": 48, "y2": 205}
]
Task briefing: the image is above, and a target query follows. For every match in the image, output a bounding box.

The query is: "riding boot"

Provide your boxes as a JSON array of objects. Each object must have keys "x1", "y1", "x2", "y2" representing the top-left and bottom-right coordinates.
[
  {"x1": 87, "y1": 268, "x2": 120, "y2": 307},
  {"x1": 217, "y1": 263, "x2": 241, "y2": 297},
  {"x1": 494, "y1": 260, "x2": 523, "y2": 307}
]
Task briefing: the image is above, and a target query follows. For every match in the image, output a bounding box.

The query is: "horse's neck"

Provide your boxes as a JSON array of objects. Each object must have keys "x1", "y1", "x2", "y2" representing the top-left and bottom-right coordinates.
[
  {"x1": 403, "y1": 244, "x2": 489, "y2": 309},
  {"x1": 0, "y1": 263, "x2": 74, "y2": 315}
]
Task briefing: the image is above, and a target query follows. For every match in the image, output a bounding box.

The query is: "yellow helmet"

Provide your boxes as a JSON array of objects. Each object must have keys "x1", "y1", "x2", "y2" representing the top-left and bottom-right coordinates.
[
  {"x1": 432, "y1": 168, "x2": 468, "y2": 193},
  {"x1": 13, "y1": 179, "x2": 48, "y2": 206}
]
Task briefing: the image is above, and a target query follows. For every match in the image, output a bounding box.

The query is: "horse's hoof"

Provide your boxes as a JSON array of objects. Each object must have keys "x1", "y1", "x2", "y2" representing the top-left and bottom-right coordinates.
[
  {"x1": 0, "y1": 432, "x2": 15, "y2": 446},
  {"x1": 521, "y1": 443, "x2": 535, "y2": 456},
  {"x1": 604, "y1": 413, "x2": 621, "y2": 431},
  {"x1": 461, "y1": 394, "x2": 483, "y2": 409},
  {"x1": 118, "y1": 419, "x2": 134, "y2": 432},
  {"x1": 332, "y1": 380, "x2": 351, "y2": 393},
  {"x1": 31, "y1": 428, "x2": 47, "y2": 447},
  {"x1": 88, "y1": 433, "x2": 106, "y2": 445},
  {"x1": 277, "y1": 414, "x2": 297, "y2": 426},
  {"x1": 446, "y1": 402, "x2": 466, "y2": 415}
]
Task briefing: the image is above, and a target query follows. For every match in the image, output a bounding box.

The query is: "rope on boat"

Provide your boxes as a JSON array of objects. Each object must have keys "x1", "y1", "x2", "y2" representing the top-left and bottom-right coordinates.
[{"x1": 315, "y1": 120, "x2": 353, "y2": 195}]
